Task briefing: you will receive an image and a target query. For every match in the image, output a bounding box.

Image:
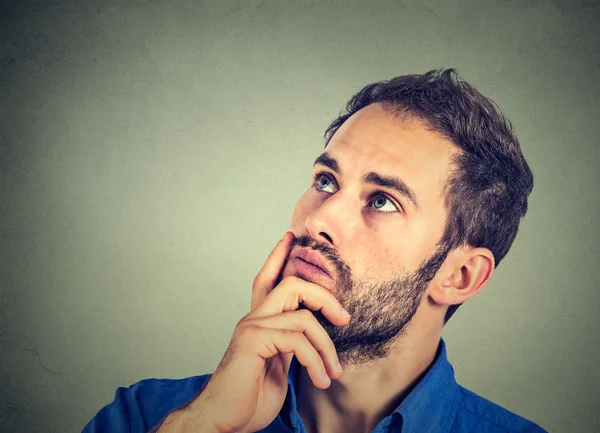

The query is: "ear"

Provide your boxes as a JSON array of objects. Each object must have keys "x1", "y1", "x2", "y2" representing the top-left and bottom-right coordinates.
[{"x1": 429, "y1": 247, "x2": 495, "y2": 307}]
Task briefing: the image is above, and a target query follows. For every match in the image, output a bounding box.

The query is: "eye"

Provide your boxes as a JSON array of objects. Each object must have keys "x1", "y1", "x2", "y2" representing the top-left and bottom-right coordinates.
[
  {"x1": 369, "y1": 194, "x2": 398, "y2": 213},
  {"x1": 313, "y1": 173, "x2": 337, "y2": 193}
]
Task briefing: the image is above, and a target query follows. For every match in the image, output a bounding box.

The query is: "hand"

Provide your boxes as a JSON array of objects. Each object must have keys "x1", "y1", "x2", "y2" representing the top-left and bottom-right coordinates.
[{"x1": 160, "y1": 232, "x2": 351, "y2": 433}]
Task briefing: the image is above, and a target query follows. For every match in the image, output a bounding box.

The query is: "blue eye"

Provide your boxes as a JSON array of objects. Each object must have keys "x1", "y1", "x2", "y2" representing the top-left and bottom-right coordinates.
[
  {"x1": 370, "y1": 194, "x2": 397, "y2": 212},
  {"x1": 315, "y1": 174, "x2": 336, "y2": 193},
  {"x1": 312, "y1": 173, "x2": 400, "y2": 214}
]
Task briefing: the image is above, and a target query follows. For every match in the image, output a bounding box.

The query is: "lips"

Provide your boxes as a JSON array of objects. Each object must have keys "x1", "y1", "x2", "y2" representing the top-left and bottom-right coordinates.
[{"x1": 294, "y1": 248, "x2": 332, "y2": 278}]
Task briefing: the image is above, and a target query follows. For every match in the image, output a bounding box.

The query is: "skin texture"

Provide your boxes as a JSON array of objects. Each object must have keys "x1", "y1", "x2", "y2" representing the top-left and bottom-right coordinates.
[
  {"x1": 157, "y1": 233, "x2": 352, "y2": 433},
  {"x1": 280, "y1": 103, "x2": 496, "y2": 433},
  {"x1": 282, "y1": 231, "x2": 450, "y2": 365},
  {"x1": 156, "y1": 103, "x2": 495, "y2": 433}
]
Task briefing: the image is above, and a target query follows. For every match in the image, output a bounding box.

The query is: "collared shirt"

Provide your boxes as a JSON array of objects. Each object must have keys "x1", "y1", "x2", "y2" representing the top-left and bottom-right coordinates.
[{"x1": 83, "y1": 340, "x2": 547, "y2": 432}]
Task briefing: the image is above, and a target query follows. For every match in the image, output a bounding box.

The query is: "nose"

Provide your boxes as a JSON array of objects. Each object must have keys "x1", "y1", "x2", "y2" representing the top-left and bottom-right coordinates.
[{"x1": 305, "y1": 191, "x2": 356, "y2": 249}]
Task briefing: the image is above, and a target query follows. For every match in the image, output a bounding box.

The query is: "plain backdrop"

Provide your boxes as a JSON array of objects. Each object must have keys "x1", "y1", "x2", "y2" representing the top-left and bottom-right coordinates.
[{"x1": 1, "y1": 0, "x2": 599, "y2": 432}]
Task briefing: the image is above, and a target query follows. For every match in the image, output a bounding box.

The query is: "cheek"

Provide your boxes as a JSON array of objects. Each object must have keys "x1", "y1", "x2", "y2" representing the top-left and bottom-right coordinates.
[
  {"x1": 357, "y1": 243, "x2": 407, "y2": 279},
  {"x1": 350, "y1": 223, "x2": 416, "y2": 280},
  {"x1": 289, "y1": 190, "x2": 316, "y2": 231}
]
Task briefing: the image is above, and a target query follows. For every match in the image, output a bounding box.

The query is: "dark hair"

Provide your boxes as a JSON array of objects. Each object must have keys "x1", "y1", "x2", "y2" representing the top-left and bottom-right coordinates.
[{"x1": 324, "y1": 69, "x2": 534, "y2": 323}]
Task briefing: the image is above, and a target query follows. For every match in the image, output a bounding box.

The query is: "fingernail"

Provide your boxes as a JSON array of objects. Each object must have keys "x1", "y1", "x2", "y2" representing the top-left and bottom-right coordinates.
[{"x1": 340, "y1": 306, "x2": 351, "y2": 317}]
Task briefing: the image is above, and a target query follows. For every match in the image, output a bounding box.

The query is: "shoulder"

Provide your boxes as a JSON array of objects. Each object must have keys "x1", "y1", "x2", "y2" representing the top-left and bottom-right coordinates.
[
  {"x1": 83, "y1": 374, "x2": 212, "y2": 433},
  {"x1": 127, "y1": 374, "x2": 212, "y2": 417},
  {"x1": 450, "y1": 385, "x2": 547, "y2": 433},
  {"x1": 128, "y1": 374, "x2": 212, "y2": 403}
]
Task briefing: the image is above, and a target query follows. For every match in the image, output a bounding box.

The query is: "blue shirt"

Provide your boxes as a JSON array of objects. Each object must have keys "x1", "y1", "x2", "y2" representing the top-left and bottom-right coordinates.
[{"x1": 83, "y1": 340, "x2": 547, "y2": 432}]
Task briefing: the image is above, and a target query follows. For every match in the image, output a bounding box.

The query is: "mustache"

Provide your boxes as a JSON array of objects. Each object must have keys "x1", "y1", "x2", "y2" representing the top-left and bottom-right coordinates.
[{"x1": 290, "y1": 235, "x2": 353, "y2": 286}]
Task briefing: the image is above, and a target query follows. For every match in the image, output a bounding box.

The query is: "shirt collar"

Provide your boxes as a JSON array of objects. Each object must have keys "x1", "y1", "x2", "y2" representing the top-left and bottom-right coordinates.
[{"x1": 282, "y1": 338, "x2": 459, "y2": 433}]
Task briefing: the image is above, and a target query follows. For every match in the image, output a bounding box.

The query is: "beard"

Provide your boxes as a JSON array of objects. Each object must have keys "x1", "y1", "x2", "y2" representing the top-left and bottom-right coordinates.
[{"x1": 289, "y1": 235, "x2": 450, "y2": 366}]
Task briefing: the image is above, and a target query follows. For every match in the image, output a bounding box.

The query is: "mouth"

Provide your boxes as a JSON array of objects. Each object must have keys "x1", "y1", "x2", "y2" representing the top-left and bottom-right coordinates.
[{"x1": 292, "y1": 248, "x2": 332, "y2": 279}]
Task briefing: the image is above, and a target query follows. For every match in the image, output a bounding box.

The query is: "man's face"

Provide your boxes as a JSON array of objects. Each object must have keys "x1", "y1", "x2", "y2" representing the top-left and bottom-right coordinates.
[{"x1": 280, "y1": 103, "x2": 456, "y2": 365}]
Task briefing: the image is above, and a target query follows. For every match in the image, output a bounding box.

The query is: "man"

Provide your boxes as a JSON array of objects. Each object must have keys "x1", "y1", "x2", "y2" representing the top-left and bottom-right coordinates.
[{"x1": 83, "y1": 70, "x2": 546, "y2": 433}]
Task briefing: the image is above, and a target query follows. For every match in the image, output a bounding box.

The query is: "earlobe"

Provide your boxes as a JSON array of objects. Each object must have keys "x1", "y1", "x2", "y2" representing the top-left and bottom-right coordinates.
[{"x1": 431, "y1": 248, "x2": 495, "y2": 306}]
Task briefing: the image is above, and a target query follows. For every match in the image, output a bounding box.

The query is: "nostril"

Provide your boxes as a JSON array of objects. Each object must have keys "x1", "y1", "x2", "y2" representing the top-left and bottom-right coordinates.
[{"x1": 319, "y1": 232, "x2": 333, "y2": 244}]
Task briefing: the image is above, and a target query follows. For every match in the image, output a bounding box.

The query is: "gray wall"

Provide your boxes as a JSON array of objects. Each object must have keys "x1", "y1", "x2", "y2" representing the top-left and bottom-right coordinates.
[{"x1": 1, "y1": 1, "x2": 598, "y2": 432}]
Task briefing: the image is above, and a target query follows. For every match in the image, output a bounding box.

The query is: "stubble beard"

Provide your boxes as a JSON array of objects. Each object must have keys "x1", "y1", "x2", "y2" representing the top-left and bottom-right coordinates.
[{"x1": 292, "y1": 236, "x2": 450, "y2": 366}]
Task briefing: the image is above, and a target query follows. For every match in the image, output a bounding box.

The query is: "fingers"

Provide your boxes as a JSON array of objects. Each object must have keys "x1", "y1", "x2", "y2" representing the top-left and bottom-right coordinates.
[
  {"x1": 245, "y1": 309, "x2": 343, "y2": 380},
  {"x1": 250, "y1": 276, "x2": 351, "y2": 327},
  {"x1": 237, "y1": 325, "x2": 334, "y2": 389},
  {"x1": 251, "y1": 232, "x2": 295, "y2": 311},
  {"x1": 245, "y1": 235, "x2": 351, "y2": 389}
]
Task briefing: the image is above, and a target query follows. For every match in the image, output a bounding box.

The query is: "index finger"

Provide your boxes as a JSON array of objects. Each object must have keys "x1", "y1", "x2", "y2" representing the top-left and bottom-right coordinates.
[
  {"x1": 251, "y1": 276, "x2": 351, "y2": 327},
  {"x1": 251, "y1": 231, "x2": 295, "y2": 311}
]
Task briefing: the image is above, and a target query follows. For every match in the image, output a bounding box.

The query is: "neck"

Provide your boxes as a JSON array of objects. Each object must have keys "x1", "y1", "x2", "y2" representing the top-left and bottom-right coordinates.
[{"x1": 296, "y1": 318, "x2": 442, "y2": 433}]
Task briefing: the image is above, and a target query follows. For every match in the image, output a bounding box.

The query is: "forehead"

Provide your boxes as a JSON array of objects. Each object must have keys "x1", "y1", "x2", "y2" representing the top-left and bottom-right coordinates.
[{"x1": 324, "y1": 104, "x2": 457, "y2": 205}]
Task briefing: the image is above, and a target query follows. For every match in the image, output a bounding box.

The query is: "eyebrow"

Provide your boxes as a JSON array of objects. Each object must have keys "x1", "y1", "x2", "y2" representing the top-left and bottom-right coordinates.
[
  {"x1": 313, "y1": 153, "x2": 339, "y2": 173},
  {"x1": 313, "y1": 152, "x2": 421, "y2": 212}
]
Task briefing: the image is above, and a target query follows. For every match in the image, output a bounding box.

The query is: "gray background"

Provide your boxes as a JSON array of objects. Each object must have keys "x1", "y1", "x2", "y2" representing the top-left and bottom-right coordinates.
[{"x1": 1, "y1": 0, "x2": 599, "y2": 432}]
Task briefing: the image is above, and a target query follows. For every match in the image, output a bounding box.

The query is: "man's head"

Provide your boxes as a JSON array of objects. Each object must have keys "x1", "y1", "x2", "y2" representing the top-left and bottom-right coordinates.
[{"x1": 280, "y1": 69, "x2": 533, "y2": 364}]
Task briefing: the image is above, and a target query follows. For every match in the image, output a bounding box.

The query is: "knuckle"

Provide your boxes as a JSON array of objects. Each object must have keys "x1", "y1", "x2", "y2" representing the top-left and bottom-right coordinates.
[
  {"x1": 280, "y1": 275, "x2": 301, "y2": 286},
  {"x1": 238, "y1": 312, "x2": 253, "y2": 325},
  {"x1": 235, "y1": 322, "x2": 258, "y2": 338},
  {"x1": 252, "y1": 273, "x2": 262, "y2": 289},
  {"x1": 288, "y1": 329, "x2": 305, "y2": 343}
]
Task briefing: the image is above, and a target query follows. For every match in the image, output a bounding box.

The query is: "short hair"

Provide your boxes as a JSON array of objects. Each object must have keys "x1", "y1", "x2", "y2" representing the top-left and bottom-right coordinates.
[{"x1": 324, "y1": 69, "x2": 534, "y2": 322}]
